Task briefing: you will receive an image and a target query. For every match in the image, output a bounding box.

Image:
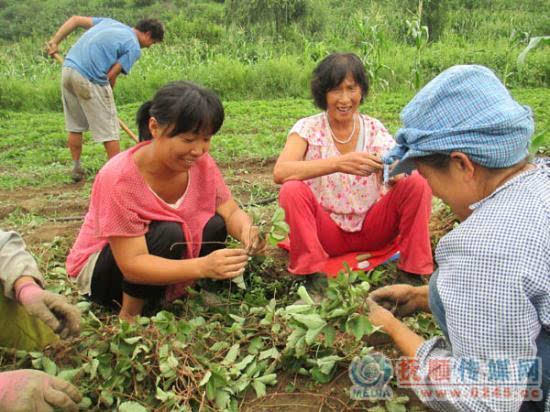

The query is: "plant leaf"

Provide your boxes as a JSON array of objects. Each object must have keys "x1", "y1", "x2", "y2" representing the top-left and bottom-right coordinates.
[
  {"x1": 291, "y1": 313, "x2": 326, "y2": 330},
  {"x1": 215, "y1": 390, "x2": 231, "y2": 410},
  {"x1": 518, "y1": 36, "x2": 550, "y2": 65},
  {"x1": 234, "y1": 354, "x2": 255, "y2": 370},
  {"x1": 296, "y1": 286, "x2": 314, "y2": 305},
  {"x1": 317, "y1": 355, "x2": 342, "y2": 375},
  {"x1": 222, "y1": 344, "x2": 240, "y2": 365},
  {"x1": 346, "y1": 314, "x2": 374, "y2": 340},
  {"x1": 199, "y1": 370, "x2": 212, "y2": 386},
  {"x1": 252, "y1": 380, "x2": 267, "y2": 398},
  {"x1": 119, "y1": 401, "x2": 148, "y2": 412},
  {"x1": 231, "y1": 274, "x2": 246, "y2": 290},
  {"x1": 305, "y1": 325, "x2": 325, "y2": 344},
  {"x1": 42, "y1": 357, "x2": 57, "y2": 376},
  {"x1": 248, "y1": 337, "x2": 264, "y2": 355},
  {"x1": 255, "y1": 373, "x2": 277, "y2": 385},
  {"x1": 57, "y1": 368, "x2": 80, "y2": 381},
  {"x1": 259, "y1": 347, "x2": 280, "y2": 360},
  {"x1": 211, "y1": 341, "x2": 230, "y2": 352}
]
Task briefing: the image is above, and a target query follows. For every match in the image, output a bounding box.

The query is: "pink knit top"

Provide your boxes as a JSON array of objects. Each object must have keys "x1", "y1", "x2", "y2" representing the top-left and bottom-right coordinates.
[{"x1": 66, "y1": 141, "x2": 231, "y2": 300}]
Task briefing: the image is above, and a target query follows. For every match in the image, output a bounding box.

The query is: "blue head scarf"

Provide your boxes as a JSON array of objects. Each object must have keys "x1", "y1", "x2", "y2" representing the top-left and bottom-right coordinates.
[{"x1": 382, "y1": 65, "x2": 534, "y2": 176}]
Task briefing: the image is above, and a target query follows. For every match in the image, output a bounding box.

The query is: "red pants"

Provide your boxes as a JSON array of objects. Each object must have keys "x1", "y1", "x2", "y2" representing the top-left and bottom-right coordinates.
[{"x1": 278, "y1": 173, "x2": 433, "y2": 276}]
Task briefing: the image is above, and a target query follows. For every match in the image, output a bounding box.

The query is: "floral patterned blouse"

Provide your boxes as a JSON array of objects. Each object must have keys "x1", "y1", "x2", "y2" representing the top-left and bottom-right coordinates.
[{"x1": 289, "y1": 112, "x2": 395, "y2": 232}]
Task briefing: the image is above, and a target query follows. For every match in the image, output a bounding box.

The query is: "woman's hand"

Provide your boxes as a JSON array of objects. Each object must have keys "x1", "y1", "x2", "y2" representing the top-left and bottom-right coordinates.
[
  {"x1": 367, "y1": 297, "x2": 425, "y2": 357},
  {"x1": 367, "y1": 297, "x2": 398, "y2": 331},
  {"x1": 337, "y1": 152, "x2": 383, "y2": 176},
  {"x1": 369, "y1": 284, "x2": 429, "y2": 317},
  {"x1": 241, "y1": 225, "x2": 266, "y2": 256},
  {"x1": 201, "y1": 248, "x2": 249, "y2": 280}
]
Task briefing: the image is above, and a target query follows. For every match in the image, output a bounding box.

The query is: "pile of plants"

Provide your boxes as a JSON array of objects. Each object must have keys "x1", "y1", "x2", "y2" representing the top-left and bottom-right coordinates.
[{"x1": 1, "y1": 264, "x2": 386, "y2": 410}]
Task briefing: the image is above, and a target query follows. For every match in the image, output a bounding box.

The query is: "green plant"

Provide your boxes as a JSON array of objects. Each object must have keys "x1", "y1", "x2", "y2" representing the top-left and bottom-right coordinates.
[
  {"x1": 231, "y1": 206, "x2": 290, "y2": 290},
  {"x1": 406, "y1": 2, "x2": 430, "y2": 90},
  {"x1": 1, "y1": 265, "x2": 379, "y2": 410},
  {"x1": 353, "y1": 13, "x2": 394, "y2": 91},
  {"x1": 501, "y1": 28, "x2": 529, "y2": 87},
  {"x1": 517, "y1": 36, "x2": 550, "y2": 66}
]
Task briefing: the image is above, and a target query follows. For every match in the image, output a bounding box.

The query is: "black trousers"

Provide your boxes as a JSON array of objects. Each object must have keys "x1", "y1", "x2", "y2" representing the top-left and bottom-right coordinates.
[{"x1": 89, "y1": 215, "x2": 227, "y2": 309}]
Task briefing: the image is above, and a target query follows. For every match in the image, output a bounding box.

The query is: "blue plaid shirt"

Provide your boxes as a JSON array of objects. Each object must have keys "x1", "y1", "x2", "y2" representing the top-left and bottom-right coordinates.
[{"x1": 415, "y1": 161, "x2": 550, "y2": 411}]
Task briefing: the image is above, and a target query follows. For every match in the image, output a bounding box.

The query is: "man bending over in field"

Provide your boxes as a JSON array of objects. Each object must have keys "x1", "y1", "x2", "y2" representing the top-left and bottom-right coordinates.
[{"x1": 47, "y1": 16, "x2": 164, "y2": 182}]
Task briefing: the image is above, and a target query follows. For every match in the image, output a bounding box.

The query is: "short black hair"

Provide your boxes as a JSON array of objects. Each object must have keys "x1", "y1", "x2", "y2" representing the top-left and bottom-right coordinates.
[
  {"x1": 135, "y1": 19, "x2": 164, "y2": 42},
  {"x1": 136, "y1": 81, "x2": 224, "y2": 142},
  {"x1": 311, "y1": 53, "x2": 369, "y2": 110},
  {"x1": 415, "y1": 153, "x2": 451, "y2": 169}
]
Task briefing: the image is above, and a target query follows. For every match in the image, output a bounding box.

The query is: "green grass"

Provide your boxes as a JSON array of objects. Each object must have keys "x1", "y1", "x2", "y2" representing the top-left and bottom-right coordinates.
[{"x1": 0, "y1": 88, "x2": 548, "y2": 189}]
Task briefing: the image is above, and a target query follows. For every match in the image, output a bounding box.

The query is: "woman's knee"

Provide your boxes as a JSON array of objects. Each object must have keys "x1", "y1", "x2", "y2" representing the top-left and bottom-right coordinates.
[
  {"x1": 146, "y1": 221, "x2": 184, "y2": 258},
  {"x1": 203, "y1": 214, "x2": 227, "y2": 243},
  {"x1": 148, "y1": 221, "x2": 184, "y2": 244},
  {"x1": 122, "y1": 280, "x2": 165, "y2": 302},
  {"x1": 279, "y1": 180, "x2": 310, "y2": 207}
]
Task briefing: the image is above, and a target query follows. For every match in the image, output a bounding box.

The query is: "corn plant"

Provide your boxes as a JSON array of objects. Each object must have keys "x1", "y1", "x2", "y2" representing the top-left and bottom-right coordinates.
[
  {"x1": 501, "y1": 28, "x2": 529, "y2": 87},
  {"x1": 406, "y1": 1, "x2": 429, "y2": 90},
  {"x1": 353, "y1": 13, "x2": 394, "y2": 91}
]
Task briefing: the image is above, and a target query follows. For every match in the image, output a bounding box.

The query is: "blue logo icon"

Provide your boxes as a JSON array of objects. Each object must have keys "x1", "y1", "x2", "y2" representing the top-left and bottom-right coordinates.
[{"x1": 349, "y1": 352, "x2": 393, "y2": 400}]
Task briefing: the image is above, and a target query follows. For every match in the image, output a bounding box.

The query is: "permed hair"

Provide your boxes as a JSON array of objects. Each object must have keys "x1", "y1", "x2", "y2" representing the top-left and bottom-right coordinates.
[{"x1": 311, "y1": 53, "x2": 369, "y2": 110}]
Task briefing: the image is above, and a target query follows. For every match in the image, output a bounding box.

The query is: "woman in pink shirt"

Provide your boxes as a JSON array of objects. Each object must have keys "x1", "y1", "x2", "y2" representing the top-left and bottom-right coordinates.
[
  {"x1": 273, "y1": 53, "x2": 433, "y2": 284},
  {"x1": 67, "y1": 82, "x2": 263, "y2": 321}
]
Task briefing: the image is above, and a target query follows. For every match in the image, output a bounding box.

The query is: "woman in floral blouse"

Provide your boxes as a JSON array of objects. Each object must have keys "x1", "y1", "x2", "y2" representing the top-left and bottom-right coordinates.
[{"x1": 273, "y1": 53, "x2": 433, "y2": 283}]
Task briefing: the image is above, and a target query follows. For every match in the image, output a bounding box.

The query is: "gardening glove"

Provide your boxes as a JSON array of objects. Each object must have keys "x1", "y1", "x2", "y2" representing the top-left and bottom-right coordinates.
[
  {"x1": 16, "y1": 282, "x2": 81, "y2": 338},
  {"x1": 369, "y1": 284, "x2": 428, "y2": 317},
  {"x1": 0, "y1": 369, "x2": 82, "y2": 412}
]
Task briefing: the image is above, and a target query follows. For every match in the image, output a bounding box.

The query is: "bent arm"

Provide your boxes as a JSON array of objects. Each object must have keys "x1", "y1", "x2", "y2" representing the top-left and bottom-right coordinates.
[
  {"x1": 107, "y1": 63, "x2": 123, "y2": 88},
  {"x1": 273, "y1": 133, "x2": 339, "y2": 184},
  {"x1": 0, "y1": 230, "x2": 43, "y2": 299},
  {"x1": 48, "y1": 16, "x2": 93, "y2": 51},
  {"x1": 216, "y1": 197, "x2": 253, "y2": 242},
  {"x1": 109, "y1": 235, "x2": 206, "y2": 285}
]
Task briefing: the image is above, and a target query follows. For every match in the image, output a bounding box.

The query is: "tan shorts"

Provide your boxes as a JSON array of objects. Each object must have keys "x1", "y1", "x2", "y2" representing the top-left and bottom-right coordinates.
[{"x1": 61, "y1": 67, "x2": 120, "y2": 142}]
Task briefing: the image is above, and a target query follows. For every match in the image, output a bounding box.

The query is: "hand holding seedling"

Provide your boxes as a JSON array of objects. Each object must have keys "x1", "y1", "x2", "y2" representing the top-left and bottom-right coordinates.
[
  {"x1": 240, "y1": 225, "x2": 266, "y2": 256},
  {"x1": 369, "y1": 284, "x2": 429, "y2": 317},
  {"x1": 230, "y1": 207, "x2": 289, "y2": 290},
  {"x1": 200, "y1": 248, "x2": 248, "y2": 280},
  {"x1": 337, "y1": 152, "x2": 383, "y2": 176},
  {"x1": 367, "y1": 296, "x2": 425, "y2": 357},
  {"x1": 366, "y1": 297, "x2": 396, "y2": 331}
]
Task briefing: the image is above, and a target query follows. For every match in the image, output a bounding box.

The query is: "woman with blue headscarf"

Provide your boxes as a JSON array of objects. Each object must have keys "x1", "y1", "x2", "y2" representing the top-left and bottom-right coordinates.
[{"x1": 367, "y1": 65, "x2": 549, "y2": 411}]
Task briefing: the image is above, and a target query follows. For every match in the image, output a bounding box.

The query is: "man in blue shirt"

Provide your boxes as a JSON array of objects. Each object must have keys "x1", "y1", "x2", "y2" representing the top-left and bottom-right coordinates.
[{"x1": 47, "y1": 16, "x2": 164, "y2": 181}]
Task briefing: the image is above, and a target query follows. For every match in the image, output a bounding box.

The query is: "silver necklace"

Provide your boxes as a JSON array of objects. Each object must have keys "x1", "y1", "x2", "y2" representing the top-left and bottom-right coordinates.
[{"x1": 326, "y1": 112, "x2": 356, "y2": 144}]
